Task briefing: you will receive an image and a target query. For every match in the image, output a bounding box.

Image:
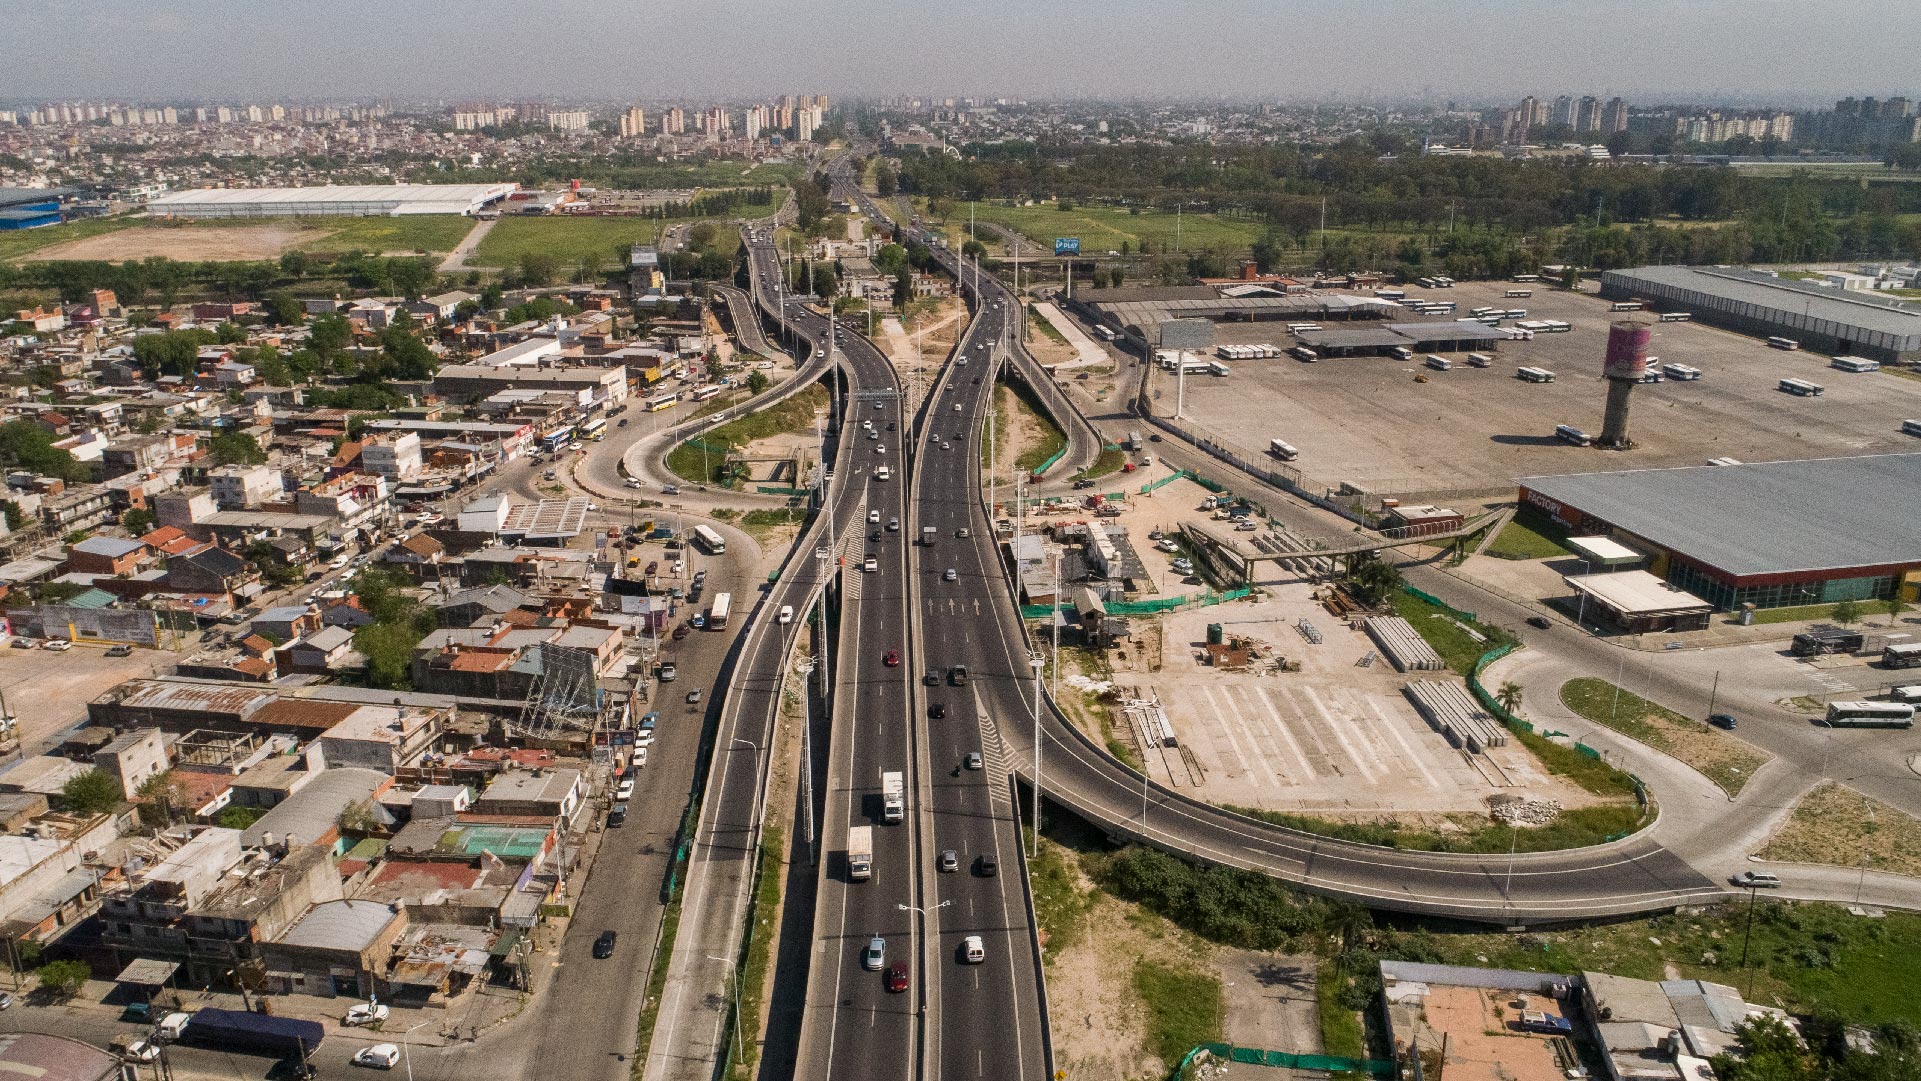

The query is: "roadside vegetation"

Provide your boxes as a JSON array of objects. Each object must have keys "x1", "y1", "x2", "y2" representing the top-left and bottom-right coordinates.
[
  {"x1": 726, "y1": 825, "x2": 784, "y2": 1080},
  {"x1": 1560, "y1": 677, "x2": 1768, "y2": 796},
  {"x1": 665, "y1": 382, "x2": 829, "y2": 485},
  {"x1": 1001, "y1": 380, "x2": 1068, "y2": 473},
  {"x1": 1135, "y1": 960, "x2": 1224, "y2": 1068},
  {"x1": 1226, "y1": 802, "x2": 1646, "y2": 855},
  {"x1": 1759, "y1": 782, "x2": 1921, "y2": 877},
  {"x1": 1389, "y1": 590, "x2": 1516, "y2": 675},
  {"x1": 1485, "y1": 506, "x2": 1575, "y2": 560}
]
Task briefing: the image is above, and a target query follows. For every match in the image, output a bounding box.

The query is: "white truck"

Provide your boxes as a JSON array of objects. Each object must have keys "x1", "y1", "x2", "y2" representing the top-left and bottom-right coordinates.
[
  {"x1": 847, "y1": 825, "x2": 874, "y2": 881},
  {"x1": 881, "y1": 771, "x2": 905, "y2": 824}
]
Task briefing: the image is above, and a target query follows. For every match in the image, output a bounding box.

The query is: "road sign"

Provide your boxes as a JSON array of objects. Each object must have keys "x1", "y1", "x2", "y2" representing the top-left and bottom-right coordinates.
[{"x1": 1054, "y1": 237, "x2": 1080, "y2": 255}]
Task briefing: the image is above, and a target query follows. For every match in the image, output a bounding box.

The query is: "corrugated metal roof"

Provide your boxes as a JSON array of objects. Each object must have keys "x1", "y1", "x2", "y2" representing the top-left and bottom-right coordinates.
[{"x1": 1523, "y1": 452, "x2": 1921, "y2": 577}]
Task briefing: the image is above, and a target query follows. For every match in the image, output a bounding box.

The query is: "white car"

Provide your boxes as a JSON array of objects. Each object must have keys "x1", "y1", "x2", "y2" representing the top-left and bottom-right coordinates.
[
  {"x1": 635, "y1": 730, "x2": 655, "y2": 748},
  {"x1": 615, "y1": 779, "x2": 636, "y2": 800},
  {"x1": 962, "y1": 935, "x2": 985, "y2": 964},
  {"x1": 625, "y1": 479, "x2": 644, "y2": 489},
  {"x1": 777, "y1": 605, "x2": 794, "y2": 625},
  {"x1": 868, "y1": 509, "x2": 881, "y2": 525},
  {"x1": 344, "y1": 1003, "x2": 389, "y2": 1027},
  {"x1": 42, "y1": 639, "x2": 72, "y2": 652},
  {"x1": 863, "y1": 557, "x2": 879, "y2": 573},
  {"x1": 353, "y1": 1044, "x2": 401, "y2": 1070}
]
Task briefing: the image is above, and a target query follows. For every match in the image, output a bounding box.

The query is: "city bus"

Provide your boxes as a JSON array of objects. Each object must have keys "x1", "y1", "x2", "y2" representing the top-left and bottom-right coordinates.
[
  {"x1": 1883, "y1": 642, "x2": 1921, "y2": 669},
  {"x1": 1831, "y1": 356, "x2": 1881, "y2": 373},
  {"x1": 707, "y1": 592, "x2": 732, "y2": 631},
  {"x1": 1555, "y1": 424, "x2": 1592, "y2": 446},
  {"x1": 1820, "y1": 701, "x2": 1916, "y2": 728},
  {"x1": 1504, "y1": 289, "x2": 1533, "y2": 299},
  {"x1": 691, "y1": 523, "x2": 727, "y2": 555},
  {"x1": 1903, "y1": 419, "x2": 1921, "y2": 438},
  {"x1": 1608, "y1": 301, "x2": 1644, "y2": 312},
  {"x1": 1661, "y1": 363, "x2": 1702, "y2": 381},
  {"x1": 645, "y1": 391, "x2": 681, "y2": 412},
  {"x1": 1793, "y1": 630, "x2": 1862, "y2": 656},
  {"x1": 579, "y1": 417, "x2": 608, "y2": 442},
  {"x1": 1890, "y1": 686, "x2": 1921, "y2": 705},
  {"x1": 1518, "y1": 367, "x2": 1557, "y2": 383},
  {"x1": 690, "y1": 384, "x2": 727, "y2": 401},
  {"x1": 1511, "y1": 274, "x2": 1541, "y2": 283},
  {"x1": 1658, "y1": 311, "x2": 1693, "y2": 323},
  {"x1": 1778, "y1": 378, "x2": 1824, "y2": 397},
  {"x1": 1767, "y1": 336, "x2": 1801, "y2": 351},
  {"x1": 1268, "y1": 438, "x2": 1298, "y2": 461}
]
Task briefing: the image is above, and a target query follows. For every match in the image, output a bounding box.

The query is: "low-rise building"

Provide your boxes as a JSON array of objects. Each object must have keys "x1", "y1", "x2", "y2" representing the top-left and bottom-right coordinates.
[{"x1": 93, "y1": 728, "x2": 169, "y2": 800}]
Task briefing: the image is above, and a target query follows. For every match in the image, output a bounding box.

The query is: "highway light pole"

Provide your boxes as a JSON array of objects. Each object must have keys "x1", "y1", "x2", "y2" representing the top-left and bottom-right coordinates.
[
  {"x1": 732, "y1": 737, "x2": 762, "y2": 836},
  {"x1": 400, "y1": 1020, "x2": 431, "y2": 1081},
  {"x1": 797, "y1": 658, "x2": 817, "y2": 864},
  {"x1": 1028, "y1": 650, "x2": 1046, "y2": 856},
  {"x1": 706, "y1": 954, "x2": 744, "y2": 1069}
]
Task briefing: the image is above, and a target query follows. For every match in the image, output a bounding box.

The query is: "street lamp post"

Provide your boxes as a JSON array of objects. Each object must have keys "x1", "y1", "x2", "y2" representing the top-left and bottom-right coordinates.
[
  {"x1": 707, "y1": 954, "x2": 744, "y2": 1070},
  {"x1": 1574, "y1": 559, "x2": 1590, "y2": 628},
  {"x1": 1028, "y1": 651, "x2": 1046, "y2": 856},
  {"x1": 896, "y1": 900, "x2": 952, "y2": 1022},
  {"x1": 732, "y1": 738, "x2": 762, "y2": 836},
  {"x1": 797, "y1": 659, "x2": 817, "y2": 864},
  {"x1": 398, "y1": 1021, "x2": 432, "y2": 1081}
]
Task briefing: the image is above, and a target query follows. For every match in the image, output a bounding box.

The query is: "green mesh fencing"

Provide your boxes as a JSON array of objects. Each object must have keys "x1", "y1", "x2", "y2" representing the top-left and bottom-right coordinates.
[
  {"x1": 1032, "y1": 447, "x2": 1068, "y2": 475},
  {"x1": 1139, "y1": 470, "x2": 1194, "y2": 494},
  {"x1": 1175, "y1": 1043, "x2": 1393, "y2": 1079}
]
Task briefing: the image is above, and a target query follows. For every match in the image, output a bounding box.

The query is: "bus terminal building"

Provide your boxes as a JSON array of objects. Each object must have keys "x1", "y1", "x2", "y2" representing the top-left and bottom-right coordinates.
[
  {"x1": 1599, "y1": 265, "x2": 1921, "y2": 364},
  {"x1": 1519, "y1": 453, "x2": 1921, "y2": 613}
]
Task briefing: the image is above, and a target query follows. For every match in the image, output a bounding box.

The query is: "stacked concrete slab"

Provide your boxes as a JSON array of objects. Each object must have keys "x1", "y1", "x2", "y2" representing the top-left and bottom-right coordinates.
[
  {"x1": 1403, "y1": 680, "x2": 1508, "y2": 752},
  {"x1": 1364, "y1": 616, "x2": 1446, "y2": 672}
]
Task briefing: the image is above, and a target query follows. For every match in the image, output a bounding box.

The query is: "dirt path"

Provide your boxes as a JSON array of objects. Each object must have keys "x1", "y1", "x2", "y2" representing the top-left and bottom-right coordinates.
[{"x1": 439, "y1": 217, "x2": 497, "y2": 273}]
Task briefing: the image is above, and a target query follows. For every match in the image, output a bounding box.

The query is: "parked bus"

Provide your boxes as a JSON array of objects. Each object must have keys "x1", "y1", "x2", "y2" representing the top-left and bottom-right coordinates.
[
  {"x1": 1389, "y1": 346, "x2": 1413, "y2": 360},
  {"x1": 1903, "y1": 419, "x2": 1921, "y2": 438},
  {"x1": 1511, "y1": 273, "x2": 1541, "y2": 283},
  {"x1": 1540, "y1": 319, "x2": 1572, "y2": 333},
  {"x1": 1792, "y1": 630, "x2": 1863, "y2": 656},
  {"x1": 1425, "y1": 355, "x2": 1451, "y2": 371},
  {"x1": 1285, "y1": 322, "x2": 1323, "y2": 333},
  {"x1": 1892, "y1": 686, "x2": 1921, "y2": 705},
  {"x1": 1821, "y1": 701, "x2": 1916, "y2": 728},
  {"x1": 645, "y1": 391, "x2": 681, "y2": 412},
  {"x1": 1658, "y1": 311, "x2": 1693, "y2": 322},
  {"x1": 1504, "y1": 289, "x2": 1533, "y2": 298},
  {"x1": 691, "y1": 524, "x2": 726, "y2": 555},
  {"x1": 1883, "y1": 642, "x2": 1921, "y2": 669},
  {"x1": 1290, "y1": 346, "x2": 1319, "y2": 362},
  {"x1": 1093, "y1": 325, "x2": 1118, "y2": 342},
  {"x1": 690, "y1": 384, "x2": 728, "y2": 401},
  {"x1": 1517, "y1": 366, "x2": 1557, "y2": 383},
  {"x1": 579, "y1": 417, "x2": 608, "y2": 442},
  {"x1": 1555, "y1": 424, "x2": 1592, "y2": 446},
  {"x1": 1608, "y1": 301, "x2": 1645, "y2": 312},
  {"x1": 1707, "y1": 457, "x2": 1744, "y2": 467},
  {"x1": 1268, "y1": 438, "x2": 1299, "y2": 461},
  {"x1": 1467, "y1": 353, "x2": 1493, "y2": 368},
  {"x1": 707, "y1": 592, "x2": 732, "y2": 631},
  {"x1": 1831, "y1": 356, "x2": 1881, "y2": 373},
  {"x1": 1778, "y1": 378, "x2": 1824, "y2": 397},
  {"x1": 1767, "y1": 336, "x2": 1801, "y2": 351},
  {"x1": 1373, "y1": 289, "x2": 1405, "y2": 301},
  {"x1": 1661, "y1": 363, "x2": 1702, "y2": 381}
]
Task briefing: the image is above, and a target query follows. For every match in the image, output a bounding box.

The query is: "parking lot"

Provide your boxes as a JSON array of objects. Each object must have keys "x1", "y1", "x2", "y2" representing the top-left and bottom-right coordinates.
[
  {"x1": 1105, "y1": 581, "x2": 1597, "y2": 817},
  {"x1": 1169, "y1": 281, "x2": 1921, "y2": 498},
  {"x1": 0, "y1": 641, "x2": 162, "y2": 754}
]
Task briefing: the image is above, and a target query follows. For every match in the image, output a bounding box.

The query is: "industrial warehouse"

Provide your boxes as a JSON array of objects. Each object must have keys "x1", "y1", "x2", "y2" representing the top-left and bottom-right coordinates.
[
  {"x1": 1600, "y1": 265, "x2": 1921, "y2": 363},
  {"x1": 145, "y1": 182, "x2": 519, "y2": 218},
  {"x1": 1520, "y1": 453, "x2": 1921, "y2": 618}
]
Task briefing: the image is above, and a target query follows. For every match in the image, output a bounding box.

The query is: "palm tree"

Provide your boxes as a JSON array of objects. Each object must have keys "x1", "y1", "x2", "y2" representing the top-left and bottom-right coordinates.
[{"x1": 1496, "y1": 682, "x2": 1524, "y2": 715}]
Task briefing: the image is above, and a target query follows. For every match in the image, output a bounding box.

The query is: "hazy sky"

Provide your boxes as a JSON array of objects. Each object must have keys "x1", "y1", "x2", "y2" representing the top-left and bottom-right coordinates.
[{"x1": 4, "y1": 0, "x2": 1915, "y2": 105}]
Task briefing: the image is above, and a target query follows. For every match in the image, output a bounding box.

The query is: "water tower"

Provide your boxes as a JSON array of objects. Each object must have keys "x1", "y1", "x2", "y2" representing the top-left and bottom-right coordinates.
[{"x1": 1599, "y1": 319, "x2": 1652, "y2": 449}]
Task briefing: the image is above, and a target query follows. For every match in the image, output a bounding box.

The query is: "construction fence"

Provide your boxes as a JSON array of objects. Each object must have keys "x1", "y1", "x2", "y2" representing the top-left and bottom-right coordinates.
[
  {"x1": 1175, "y1": 1042, "x2": 1394, "y2": 1078},
  {"x1": 1019, "y1": 586, "x2": 1253, "y2": 621}
]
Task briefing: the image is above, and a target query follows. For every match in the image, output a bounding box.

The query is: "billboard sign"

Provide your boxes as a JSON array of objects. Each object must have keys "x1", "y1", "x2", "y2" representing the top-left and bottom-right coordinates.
[
  {"x1": 1159, "y1": 317, "x2": 1217, "y2": 351},
  {"x1": 1054, "y1": 237, "x2": 1080, "y2": 256}
]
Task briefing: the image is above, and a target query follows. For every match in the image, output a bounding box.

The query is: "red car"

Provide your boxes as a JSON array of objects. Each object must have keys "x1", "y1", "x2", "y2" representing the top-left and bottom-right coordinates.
[
  {"x1": 882, "y1": 649, "x2": 901, "y2": 667},
  {"x1": 885, "y1": 963, "x2": 909, "y2": 993}
]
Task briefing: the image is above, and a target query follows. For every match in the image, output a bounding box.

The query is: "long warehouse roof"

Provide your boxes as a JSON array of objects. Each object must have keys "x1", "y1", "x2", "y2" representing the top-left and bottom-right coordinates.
[
  {"x1": 1521, "y1": 453, "x2": 1921, "y2": 577},
  {"x1": 147, "y1": 183, "x2": 516, "y2": 216},
  {"x1": 1603, "y1": 265, "x2": 1921, "y2": 345}
]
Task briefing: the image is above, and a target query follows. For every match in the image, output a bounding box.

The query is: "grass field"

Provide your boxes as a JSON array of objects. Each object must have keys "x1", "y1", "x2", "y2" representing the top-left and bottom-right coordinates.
[
  {"x1": 293, "y1": 215, "x2": 476, "y2": 254},
  {"x1": 945, "y1": 200, "x2": 1267, "y2": 254},
  {"x1": 1760, "y1": 782, "x2": 1921, "y2": 877},
  {"x1": 1731, "y1": 162, "x2": 1921, "y2": 181},
  {"x1": 1133, "y1": 960, "x2": 1223, "y2": 1069},
  {"x1": 666, "y1": 383, "x2": 828, "y2": 485},
  {"x1": 0, "y1": 217, "x2": 138, "y2": 263},
  {"x1": 473, "y1": 215, "x2": 672, "y2": 269},
  {"x1": 1485, "y1": 507, "x2": 1575, "y2": 560},
  {"x1": 1559, "y1": 677, "x2": 1768, "y2": 796},
  {"x1": 1389, "y1": 590, "x2": 1515, "y2": 676}
]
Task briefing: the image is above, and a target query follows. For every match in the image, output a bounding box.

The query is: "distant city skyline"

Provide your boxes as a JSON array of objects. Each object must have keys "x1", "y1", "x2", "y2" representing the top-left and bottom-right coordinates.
[{"x1": 3, "y1": 0, "x2": 1914, "y2": 106}]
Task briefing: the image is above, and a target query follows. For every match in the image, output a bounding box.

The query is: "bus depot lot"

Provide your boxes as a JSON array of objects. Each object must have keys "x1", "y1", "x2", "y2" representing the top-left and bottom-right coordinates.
[
  {"x1": 1182, "y1": 285, "x2": 1921, "y2": 497},
  {"x1": 1111, "y1": 582, "x2": 1597, "y2": 818}
]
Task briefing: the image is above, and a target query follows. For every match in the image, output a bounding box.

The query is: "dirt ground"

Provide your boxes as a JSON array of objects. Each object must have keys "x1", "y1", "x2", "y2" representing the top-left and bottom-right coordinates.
[
  {"x1": 32, "y1": 223, "x2": 324, "y2": 262},
  {"x1": 1759, "y1": 781, "x2": 1921, "y2": 877},
  {"x1": 1218, "y1": 949, "x2": 1323, "y2": 1059},
  {"x1": 0, "y1": 643, "x2": 166, "y2": 754},
  {"x1": 984, "y1": 383, "x2": 1055, "y2": 483},
  {"x1": 1411, "y1": 985, "x2": 1571, "y2": 1081}
]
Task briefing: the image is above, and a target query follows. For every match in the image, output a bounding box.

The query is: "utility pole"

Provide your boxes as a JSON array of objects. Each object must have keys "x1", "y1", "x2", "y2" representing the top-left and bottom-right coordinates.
[
  {"x1": 798, "y1": 658, "x2": 818, "y2": 864},
  {"x1": 1028, "y1": 651, "x2": 1045, "y2": 855}
]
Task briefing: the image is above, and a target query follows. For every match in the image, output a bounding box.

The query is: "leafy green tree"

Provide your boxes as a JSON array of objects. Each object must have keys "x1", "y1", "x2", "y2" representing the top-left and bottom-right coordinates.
[
  {"x1": 308, "y1": 313, "x2": 352, "y2": 360},
  {"x1": 264, "y1": 291, "x2": 304, "y2": 327},
  {"x1": 1709, "y1": 1016, "x2": 1820, "y2": 1081},
  {"x1": 1833, "y1": 598, "x2": 1861, "y2": 627},
  {"x1": 520, "y1": 252, "x2": 561, "y2": 286},
  {"x1": 1340, "y1": 553, "x2": 1403, "y2": 608},
  {"x1": 0, "y1": 420, "x2": 88, "y2": 481},
  {"x1": 1496, "y1": 682, "x2": 1524, "y2": 714},
  {"x1": 131, "y1": 329, "x2": 215, "y2": 378},
  {"x1": 813, "y1": 266, "x2": 839, "y2": 300},
  {"x1": 121, "y1": 507, "x2": 154, "y2": 535},
  {"x1": 215, "y1": 321, "x2": 248, "y2": 346},
  {"x1": 278, "y1": 251, "x2": 311, "y2": 279},
  {"x1": 35, "y1": 960, "x2": 92, "y2": 999},
  {"x1": 1562, "y1": 265, "x2": 1580, "y2": 290},
  {"x1": 379, "y1": 322, "x2": 439, "y2": 380},
  {"x1": 251, "y1": 343, "x2": 292, "y2": 386},
  {"x1": 479, "y1": 283, "x2": 505, "y2": 310},
  {"x1": 136, "y1": 770, "x2": 188, "y2": 827},
  {"x1": 745, "y1": 370, "x2": 770, "y2": 394},
  {"x1": 1, "y1": 500, "x2": 24, "y2": 530},
  {"x1": 207, "y1": 431, "x2": 267, "y2": 466},
  {"x1": 59, "y1": 770, "x2": 124, "y2": 815},
  {"x1": 1887, "y1": 594, "x2": 1909, "y2": 626},
  {"x1": 387, "y1": 257, "x2": 434, "y2": 299},
  {"x1": 875, "y1": 164, "x2": 897, "y2": 197},
  {"x1": 217, "y1": 805, "x2": 268, "y2": 830}
]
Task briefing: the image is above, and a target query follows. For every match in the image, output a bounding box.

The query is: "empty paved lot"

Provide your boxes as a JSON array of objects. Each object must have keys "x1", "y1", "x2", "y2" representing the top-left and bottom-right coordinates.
[{"x1": 1170, "y1": 281, "x2": 1921, "y2": 498}]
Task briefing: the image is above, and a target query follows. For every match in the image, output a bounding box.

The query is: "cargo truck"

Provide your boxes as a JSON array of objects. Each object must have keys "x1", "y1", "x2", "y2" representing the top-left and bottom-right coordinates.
[
  {"x1": 848, "y1": 825, "x2": 874, "y2": 881},
  {"x1": 179, "y1": 1008, "x2": 325, "y2": 1058},
  {"x1": 881, "y1": 771, "x2": 905, "y2": 823}
]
